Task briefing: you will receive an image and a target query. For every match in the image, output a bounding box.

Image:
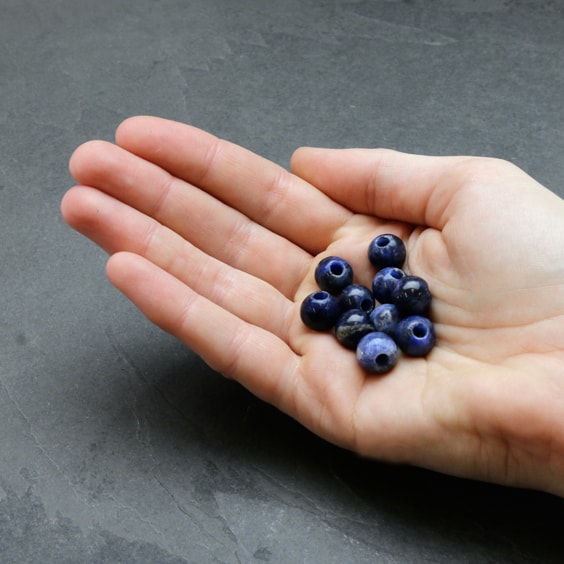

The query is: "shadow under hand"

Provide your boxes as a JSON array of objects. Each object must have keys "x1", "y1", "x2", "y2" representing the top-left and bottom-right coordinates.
[{"x1": 102, "y1": 331, "x2": 564, "y2": 562}]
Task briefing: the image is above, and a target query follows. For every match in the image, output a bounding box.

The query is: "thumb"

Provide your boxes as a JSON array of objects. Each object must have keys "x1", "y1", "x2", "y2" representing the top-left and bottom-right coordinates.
[{"x1": 290, "y1": 147, "x2": 472, "y2": 229}]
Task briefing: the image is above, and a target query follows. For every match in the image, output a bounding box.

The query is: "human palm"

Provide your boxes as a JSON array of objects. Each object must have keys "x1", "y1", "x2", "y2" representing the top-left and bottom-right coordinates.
[{"x1": 62, "y1": 116, "x2": 564, "y2": 496}]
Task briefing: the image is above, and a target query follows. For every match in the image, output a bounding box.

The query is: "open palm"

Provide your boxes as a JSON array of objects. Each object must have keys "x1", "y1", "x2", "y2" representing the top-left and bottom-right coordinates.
[{"x1": 62, "y1": 117, "x2": 564, "y2": 496}]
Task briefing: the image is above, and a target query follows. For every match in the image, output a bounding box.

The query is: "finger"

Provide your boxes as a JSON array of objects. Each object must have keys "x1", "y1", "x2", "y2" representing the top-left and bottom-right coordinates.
[
  {"x1": 69, "y1": 140, "x2": 311, "y2": 298},
  {"x1": 114, "y1": 116, "x2": 352, "y2": 253},
  {"x1": 106, "y1": 251, "x2": 301, "y2": 411},
  {"x1": 291, "y1": 147, "x2": 478, "y2": 229},
  {"x1": 61, "y1": 186, "x2": 294, "y2": 340}
]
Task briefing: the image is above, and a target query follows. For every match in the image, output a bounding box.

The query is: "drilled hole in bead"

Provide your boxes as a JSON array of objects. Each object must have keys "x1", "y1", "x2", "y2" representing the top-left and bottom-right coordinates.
[
  {"x1": 361, "y1": 299, "x2": 373, "y2": 311},
  {"x1": 376, "y1": 354, "x2": 389, "y2": 366},
  {"x1": 313, "y1": 292, "x2": 327, "y2": 301},
  {"x1": 376, "y1": 236, "x2": 390, "y2": 247},
  {"x1": 413, "y1": 324, "x2": 427, "y2": 338},
  {"x1": 330, "y1": 262, "x2": 344, "y2": 275}
]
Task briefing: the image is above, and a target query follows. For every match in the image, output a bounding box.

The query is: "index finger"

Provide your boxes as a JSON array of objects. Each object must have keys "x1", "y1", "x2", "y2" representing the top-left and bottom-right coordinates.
[{"x1": 115, "y1": 116, "x2": 352, "y2": 254}]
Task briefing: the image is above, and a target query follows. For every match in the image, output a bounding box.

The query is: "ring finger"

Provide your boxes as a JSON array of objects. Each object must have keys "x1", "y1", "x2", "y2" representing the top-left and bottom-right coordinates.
[{"x1": 61, "y1": 186, "x2": 296, "y2": 341}]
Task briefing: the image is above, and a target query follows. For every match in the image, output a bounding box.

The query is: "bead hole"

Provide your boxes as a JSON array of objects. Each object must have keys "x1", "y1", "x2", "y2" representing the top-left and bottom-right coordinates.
[
  {"x1": 376, "y1": 236, "x2": 389, "y2": 247},
  {"x1": 413, "y1": 324, "x2": 427, "y2": 338},
  {"x1": 330, "y1": 263, "x2": 344, "y2": 275},
  {"x1": 313, "y1": 292, "x2": 327, "y2": 300},
  {"x1": 361, "y1": 299, "x2": 373, "y2": 311},
  {"x1": 376, "y1": 354, "x2": 389, "y2": 366}
]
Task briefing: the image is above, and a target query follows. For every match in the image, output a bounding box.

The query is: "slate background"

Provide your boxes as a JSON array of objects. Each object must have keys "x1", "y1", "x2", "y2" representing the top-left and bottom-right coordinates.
[{"x1": 1, "y1": 0, "x2": 564, "y2": 562}]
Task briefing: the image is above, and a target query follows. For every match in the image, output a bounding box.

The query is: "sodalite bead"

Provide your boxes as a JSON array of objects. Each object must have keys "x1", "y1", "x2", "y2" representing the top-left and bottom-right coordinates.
[
  {"x1": 356, "y1": 332, "x2": 399, "y2": 374},
  {"x1": 369, "y1": 303, "x2": 400, "y2": 336},
  {"x1": 372, "y1": 267, "x2": 405, "y2": 304},
  {"x1": 394, "y1": 316, "x2": 436, "y2": 357},
  {"x1": 335, "y1": 309, "x2": 375, "y2": 350},
  {"x1": 368, "y1": 234, "x2": 406, "y2": 269},
  {"x1": 300, "y1": 291, "x2": 341, "y2": 331},
  {"x1": 314, "y1": 256, "x2": 354, "y2": 294},
  {"x1": 390, "y1": 275, "x2": 432, "y2": 316},
  {"x1": 338, "y1": 284, "x2": 375, "y2": 314}
]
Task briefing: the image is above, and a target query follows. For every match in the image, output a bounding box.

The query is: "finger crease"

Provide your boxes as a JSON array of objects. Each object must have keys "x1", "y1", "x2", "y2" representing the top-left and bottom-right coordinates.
[
  {"x1": 197, "y1": 135, "x2": 223, "y2": 187},
  {"x1": 257, "y1": 168, "x2": 292, "y2": 228},
  {"x1": 150, "y1": 172, "x2": 176, "y2": 219}
]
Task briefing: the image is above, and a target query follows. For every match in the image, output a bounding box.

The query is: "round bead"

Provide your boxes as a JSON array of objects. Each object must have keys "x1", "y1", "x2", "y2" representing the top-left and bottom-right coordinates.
[
  {"x1": 390, "y1": 275, "x2": 432, "y2": 316},
  {"x1": 368, "y1": 234, "x2": 406, "y2": 269},
  {"x1": 335, "y1": 309, "x2": 375, "y2": 350},
  {"x1": 314, "y1": 256, "x2": 354, "y2": 294},
  {"x1": 394, "y1": 316, "x2": 436, "y2": 357},
  {"x1": 356, "y1": 332, "x2": 399, "y2": 374},
  {"x1": 338, "y1": 284, "x2": 375, "y2": 314},
  {"x1": 369, "y1": 303, "x2": 400, "y2": 336},
  {"x1": 371, "y1": 267, "x2": 406, "y2": 304},
  {"x1": 300, "y1": 291, "x2": 341, "y2": 331}
]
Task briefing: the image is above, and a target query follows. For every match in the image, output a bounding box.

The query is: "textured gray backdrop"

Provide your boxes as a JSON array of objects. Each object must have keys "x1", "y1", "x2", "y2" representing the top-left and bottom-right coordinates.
[{"x1": 1, "y1": 1, "x2": 563, "y2": 562}]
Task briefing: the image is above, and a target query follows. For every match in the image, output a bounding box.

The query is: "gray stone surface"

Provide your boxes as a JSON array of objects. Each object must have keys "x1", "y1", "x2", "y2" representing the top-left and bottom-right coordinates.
[{"x1": 1, "y1": 0, "x2": 563, "y2": 562}]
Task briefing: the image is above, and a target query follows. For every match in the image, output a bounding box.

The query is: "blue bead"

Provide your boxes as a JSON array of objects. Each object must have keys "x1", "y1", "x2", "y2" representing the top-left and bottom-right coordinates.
[
  {"x1": 394, "y1": 316, "x2": 436, "y2": 357},
  {"x1": 368, "y1": 234, "x2": 406, "y2": 269},
  {"x1": 300, "y1": 291, "x2": 341, "y2": 331},
  {"x1": 371, "y1": 267, "x2": 406, "y2": 304},
  {"x1": 338, "y1": 284, "x2": 375, "y2": 314},
  {"x1": 315, "y1": 256, "x2": 354, "y2": 294},
  {"x1": 356, "y1": 332, "x2": 399, "y2": 374},
  {"x1": 335, "y1": 309, "x2": 375, "y2": 350},
  {"x1": 369, "y1": 303, "x2": 400, "y2": 336},
  {"x1": 390, "y1": 275, "x2": 432, "y2": 316}
]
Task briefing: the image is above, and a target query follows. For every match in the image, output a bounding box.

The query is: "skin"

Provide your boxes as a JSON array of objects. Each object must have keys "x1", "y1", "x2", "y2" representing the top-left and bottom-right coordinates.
[{"x1": 61, "y1": 116, "x2": 564, "y2": 497}]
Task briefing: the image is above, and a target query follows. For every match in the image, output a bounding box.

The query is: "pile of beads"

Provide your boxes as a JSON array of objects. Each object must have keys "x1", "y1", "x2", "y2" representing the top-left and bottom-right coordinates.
[{"x1": 300, "y1": 234, "x2": 435, "y2": 374}]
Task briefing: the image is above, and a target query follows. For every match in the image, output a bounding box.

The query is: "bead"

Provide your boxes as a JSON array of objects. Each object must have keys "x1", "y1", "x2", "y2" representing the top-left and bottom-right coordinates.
[
  {"x1": 371, "y1": 267, "x2": 406, "y2": 304},
  {"x1": 369, "y1": 303, "x2": 400, "y2": 336},
  {"x1": 394, "y1": 316, "x2": 436, "y2": 357},
  {"x1": 368, "y1": 234, "x2": 406, "y2": 269},
  {"x1": 356, "y1": 332, "x2": 399, "y2": 374},
  {"x1": 300, "y1": 291, "x2": 341, "y2": 331},
  {"x1": 335, "y1": 309, "x2": 375, "y2": 350},
  {"x1": 390, "y1": 275, "x2": 432, "y2": 316},
  {"x1": 338, "y1": 284, "x2": 375, "y2": 314},
  {"x1": 314, "y1": 256, "x2": 354, "y2": 294}
]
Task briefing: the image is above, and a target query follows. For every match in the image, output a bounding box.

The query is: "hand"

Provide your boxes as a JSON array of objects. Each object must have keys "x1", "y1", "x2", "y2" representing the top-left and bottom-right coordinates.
[{"x1": 61, "y1": 116, "x2": 564, "y2": 496}]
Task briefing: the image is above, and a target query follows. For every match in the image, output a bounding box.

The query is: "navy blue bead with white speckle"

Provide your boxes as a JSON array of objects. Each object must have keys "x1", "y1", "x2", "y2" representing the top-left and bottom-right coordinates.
[
  {"x1": 394, "y1": 316, "x2": 436, "y2": 357},
  {"x1": 369, "y1": 303, "x2": 400, "y2": 336},
  {"x1": 338, "y1": 284, "x2": 375, "y2": 314},
  {"x1": 390, "y1": 275, "x2": 432, "y2": 316},
  {"x1": 335, "y1": 309, "x2": 375, "y2": 350},
  {"x1": 315, "y1": 256, "x2": 354, "y2": 294},
  {"x1": 300, "y1": 291, "x2": 341, "y2": 331},
  {"x1": 356, "y1": 332, "x2": 399, "y2": 374},
  {"x1": 368, "y1": 234, "x2": 406, "y2": 269},
  {"x1": 372, "y1": 267, "x2": 405, "y2": 304}
]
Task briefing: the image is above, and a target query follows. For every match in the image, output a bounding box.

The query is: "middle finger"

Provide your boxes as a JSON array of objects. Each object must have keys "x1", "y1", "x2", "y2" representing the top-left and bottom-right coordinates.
[{"x1": 70, "y1": 140, "x2": 311, "y2": 298}]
